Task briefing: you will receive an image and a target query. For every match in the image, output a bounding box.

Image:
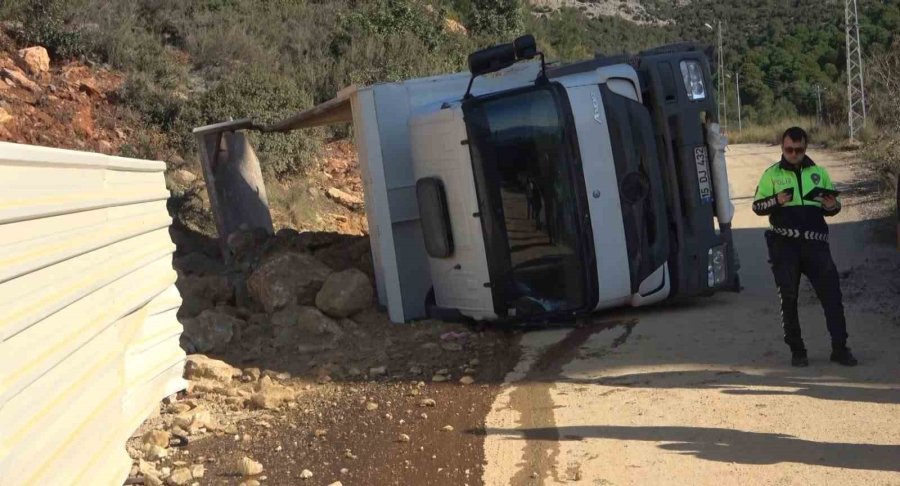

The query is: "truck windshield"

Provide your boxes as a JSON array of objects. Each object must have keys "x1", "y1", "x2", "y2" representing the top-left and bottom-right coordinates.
[{"x1": 464, "y1": 85, "x2": 592, "y2": 317}]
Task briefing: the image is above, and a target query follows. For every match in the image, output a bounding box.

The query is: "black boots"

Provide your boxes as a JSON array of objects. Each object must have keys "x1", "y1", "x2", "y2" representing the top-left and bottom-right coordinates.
[
  {"x1": 791, "y1": 348, "x2": 809, "y2": 367},
  {"x1": 788, "y1": 345, "x2": 859, "y2": 366},
  {"x1": 830, "y1": 346, "x2": 859, "y2": 366}
]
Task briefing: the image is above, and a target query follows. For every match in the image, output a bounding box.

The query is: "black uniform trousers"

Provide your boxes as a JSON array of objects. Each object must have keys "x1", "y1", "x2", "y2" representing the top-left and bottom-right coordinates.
[{"x1": 765, "y1": 232, "x2": 848, "y2": 351}]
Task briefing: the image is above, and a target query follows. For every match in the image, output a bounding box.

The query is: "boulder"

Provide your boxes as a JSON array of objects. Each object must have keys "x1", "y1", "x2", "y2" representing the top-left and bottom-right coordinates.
[
  {"x1": 17, "y1": 46, "x2": 50, "y2": 75},
  {"x1": 142, "y1": 430, "x2": 171, "y2": 449},
  {"x1": 174, "y1": 252, "x2": 226, "y2": 277},
  {"x1": 271, "y1": 305, "x2": 343, "y2": 353},
  {"x1": 184, "y1": 355, "x2": 236, "y2": 383},
  {"x1": 326, "y1": 187, "x2": 364, "y2": 210},
  {"x1": 234, "y1": 456, "x2": 264, "y2": 477},
  {"x1": 181, "y1": 309, "x2": 242, "y2": 353},
  {"x1": 0, "y1": 67, "x2": 40, "y2": 92},
  {"x1": 166, "y1": 467, "x2": 192, "y2": 486},
  {"x1": 315, "y1": 269, "x2": 373, "y2": 318},
  {"x1": 250, "y1": 376, "x2": 296, "y2": 410},
  {"x1": 172, "y1": 407, "x2": 216, "y2": 434},
  {"x1": 176, "y1": 274, "x2": 233, "y2": 304},
  {"x1": 247, "y1": 252, "x2": 332, "y2": 313}
]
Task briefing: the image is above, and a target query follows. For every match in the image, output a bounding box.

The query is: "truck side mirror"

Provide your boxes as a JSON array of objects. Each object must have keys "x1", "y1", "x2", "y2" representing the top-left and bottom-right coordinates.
[
  {"x1": 514, "y1": 35, "x2": 537, "y2": 60},
  {"x1": 416, "y1": 177, "x2": 454, "y2": 258}
]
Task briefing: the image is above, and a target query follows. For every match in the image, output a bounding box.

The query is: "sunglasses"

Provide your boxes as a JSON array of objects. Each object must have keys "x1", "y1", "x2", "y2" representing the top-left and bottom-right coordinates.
[{"x1": 783, "y1": 146, "x2": 806, "y2": 155}]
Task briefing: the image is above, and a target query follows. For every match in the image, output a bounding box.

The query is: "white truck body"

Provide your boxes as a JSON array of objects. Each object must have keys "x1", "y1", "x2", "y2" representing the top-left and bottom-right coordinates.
[{"x1": 197, "y1": 39, "x2": 738, "y2": 323}]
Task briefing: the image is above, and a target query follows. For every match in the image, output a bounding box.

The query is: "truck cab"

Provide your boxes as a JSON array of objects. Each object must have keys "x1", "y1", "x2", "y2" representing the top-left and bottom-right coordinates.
[{"x1": 195, "y1": 36, "x2": 739, "y2": 324}]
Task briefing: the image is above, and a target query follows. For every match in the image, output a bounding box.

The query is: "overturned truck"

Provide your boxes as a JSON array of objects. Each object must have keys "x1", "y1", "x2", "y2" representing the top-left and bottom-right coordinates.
[{"x1": 194, "y1": 35, "x2": 740, "y2": 324}]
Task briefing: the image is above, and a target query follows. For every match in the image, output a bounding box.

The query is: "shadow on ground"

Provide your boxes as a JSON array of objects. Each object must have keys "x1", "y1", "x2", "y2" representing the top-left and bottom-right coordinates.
[
  {"x1": 585, "y1": 369, "x2": 900, "y2": 405},
  {"x1": 482, "y1": 425, "x2": 900, "y2": 473}
]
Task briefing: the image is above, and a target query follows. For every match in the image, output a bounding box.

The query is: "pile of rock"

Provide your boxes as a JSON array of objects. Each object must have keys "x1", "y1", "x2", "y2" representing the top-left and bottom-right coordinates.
[
  {"x1": 128, "y1": 354, "x2": 298, "y2": 484},
  {"x1": 175, "y1": 229, "x2": 375, "y2": 360}
]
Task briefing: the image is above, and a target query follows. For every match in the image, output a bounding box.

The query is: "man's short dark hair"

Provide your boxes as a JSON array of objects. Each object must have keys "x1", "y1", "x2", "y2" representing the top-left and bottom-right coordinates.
[{"x1": 782, "y1": 126, "x2": 809, "y2": 145}]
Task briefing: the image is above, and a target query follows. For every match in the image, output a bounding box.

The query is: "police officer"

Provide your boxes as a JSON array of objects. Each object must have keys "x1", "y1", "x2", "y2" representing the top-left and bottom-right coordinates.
[{"x1": 752, "y1": 127, "x2": 858, "y2": 367}]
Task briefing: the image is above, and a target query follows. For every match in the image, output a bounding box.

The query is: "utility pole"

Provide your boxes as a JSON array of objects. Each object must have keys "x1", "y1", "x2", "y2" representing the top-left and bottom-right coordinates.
[
  {"x1": 845, "y1": 0, "x2": 866, "y2": 140},
  {"x1": 735, "y1": 71, "x2": 742, "y2": 133},
  {"x1": 717, "y1": 20, "x2": 727, "y2": 133},
  {"x1": 815, "y1": 84, "x2": 823, "y2": 126}
]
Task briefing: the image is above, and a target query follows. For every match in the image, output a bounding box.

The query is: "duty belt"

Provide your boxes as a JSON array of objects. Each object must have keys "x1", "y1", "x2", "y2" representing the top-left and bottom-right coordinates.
[{"x1": 769, "y1": 226, "x2": 829, "y2": 242}]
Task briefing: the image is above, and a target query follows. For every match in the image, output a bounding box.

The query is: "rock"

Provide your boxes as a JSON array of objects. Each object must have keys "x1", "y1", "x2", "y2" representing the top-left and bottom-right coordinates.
[
  {"x1": 139, "y1": 459, "x2": 160, "y2": 477},
  {"x1": 442, "y1": 425, "x2": 454, "y2": 432},
  {"x1": 459, "y1": 376, "x2": 475, "y2": 385},
  {"x1": 365, "y1": 402, "x2": 378, "y2": 411},
  {"x1": 167, "y1": 467, "x2": 193, "y2": 486},
  {"x1": 314, "y1": 429, "x2": 328, "y2": 437},
  {"x1": 397, "y1": 433, "x2": 411, "y2": 443},
  {"x1": 250, "y1": 376, "x2": 296, "y2": 410},
  {"x1": 142, "y1": 430, "x2": 171, "y2": 449},
  {"x1": 78, "y1": 78, "x2": 101, "y2": 97},
  {"x1": 441, "y1": 342, "x2": 463, "y2": 351},
  {"x1": 326, "y1": 187, "x2": 364, "y2": 210},
  {"x1": 171, "y1": 169, "x2": 198, "y2": 186},
  {"x1": 239, "y1": 481, "x2": 260, "y2": 486},
  {"x1": 469, "y1": 358, "x2": 480, "y2": 366},
  {"x1": 271, "y1": 305, "x2": 343, "y2": 353},
  {"x1": 409, "y1": 366, "x2": 422, "y2": 375},
  {"x1": 340, "y1": 468, "x2": 349, "y2": 474},
  {"x1": 17, "y1": 46, "x2": 50, "y2": 75},
  {"x1": 300, "y1": 469, "x2": 314, "y2": 479},
  {"x1": 419, "y1": 398, "x2": 436, "y2": 407},
  {"x1": 369, "y1": 366, "x2": 386, "y2": 377},
  {"x1": 431, "y1": 374, "x2": 448, "y2": 383},
  {"x1": 175, "y1": 253, "x2": 225, "y2": 277},
  {"x1": 145, "y1": 473, "x2": 164, "y2": 486},
  {"x1": 190, "y1": 464, "x2": 205, "y2": 479},
  {"x1": 444, "y1": 17, "x2": 468, "y2": 35},
  {"x1": 177, "y1": 274, "x2": 233, "y2": 304},
  {"x1": 1, "y1": 67, "x2": 40, "y2": 92},
  {"x1": 235, "y1": 457, "x2": 264, "y2": 477},
  {"x1": 248, "y1": 252, "x2": 332, "y2": 312},
  {"x1": 184, "y1": 355, "x2": 236, "y2": 383},
  {"x1": 226, "y1": 228, "x2": 270, "y2": 262},
  {"x1": 314, "y1": 269, "x2": 373, "y2": 318},
  {"x1": 181, "y1": 310, "x2": 242, "y2": 353},
  {"x1": 173, "y1": 408, "x2": 215, "y2": 434},
  {"x1": 243, "y1": 367, "x2": 262, "y2": 381},
  {"x1": 0, "y1": 107, "x2": 12, "y2": 125},
  {"x1": 143, "y1": 444, "x2": 168, "y2": 461}
]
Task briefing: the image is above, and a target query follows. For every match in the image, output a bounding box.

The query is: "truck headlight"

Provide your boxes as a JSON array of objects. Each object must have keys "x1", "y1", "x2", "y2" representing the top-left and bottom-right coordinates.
[
  {"x1": 680, "y1": 60, "x2": 706, "y2": 101},
  {"x1": 707, "y1": 245, "x2": 727, "y2": 287}
]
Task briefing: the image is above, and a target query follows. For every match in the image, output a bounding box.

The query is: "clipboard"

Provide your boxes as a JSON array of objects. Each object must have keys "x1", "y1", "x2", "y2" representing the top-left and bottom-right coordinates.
[{"x1": 803, "y1": 187, "x2": 840, "y2": 202}]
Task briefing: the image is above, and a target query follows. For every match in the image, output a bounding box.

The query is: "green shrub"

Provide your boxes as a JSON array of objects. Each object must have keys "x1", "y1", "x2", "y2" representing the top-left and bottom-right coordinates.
[
  {"x1": 8, "y1": 0, "x2": 92, "y2": 59},
  {"x1": 178, "y1": 66, "x2": 320, "y2": 179}
]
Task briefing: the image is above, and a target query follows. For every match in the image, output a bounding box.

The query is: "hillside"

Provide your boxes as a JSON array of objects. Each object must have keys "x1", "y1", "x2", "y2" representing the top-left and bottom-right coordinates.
[{"x1": 1, "y1": 0, "x2": 898, "y2": 236}]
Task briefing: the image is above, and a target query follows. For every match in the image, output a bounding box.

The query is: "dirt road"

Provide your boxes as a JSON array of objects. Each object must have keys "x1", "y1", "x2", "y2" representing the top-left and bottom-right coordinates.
[{"x1": 482, "y1": 144, "x2": 900, "y2": 485}]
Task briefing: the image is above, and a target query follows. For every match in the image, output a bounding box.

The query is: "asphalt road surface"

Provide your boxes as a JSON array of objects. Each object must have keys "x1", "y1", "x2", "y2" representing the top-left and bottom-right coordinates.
[{"x1": 481, "y1": 144, "x2": 900, "y2": 486}]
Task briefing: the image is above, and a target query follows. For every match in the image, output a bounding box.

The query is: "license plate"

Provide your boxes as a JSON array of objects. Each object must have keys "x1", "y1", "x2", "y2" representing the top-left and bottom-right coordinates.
[{"x1": 693, "y1": 146, "x2": 714, "y2": 204}]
